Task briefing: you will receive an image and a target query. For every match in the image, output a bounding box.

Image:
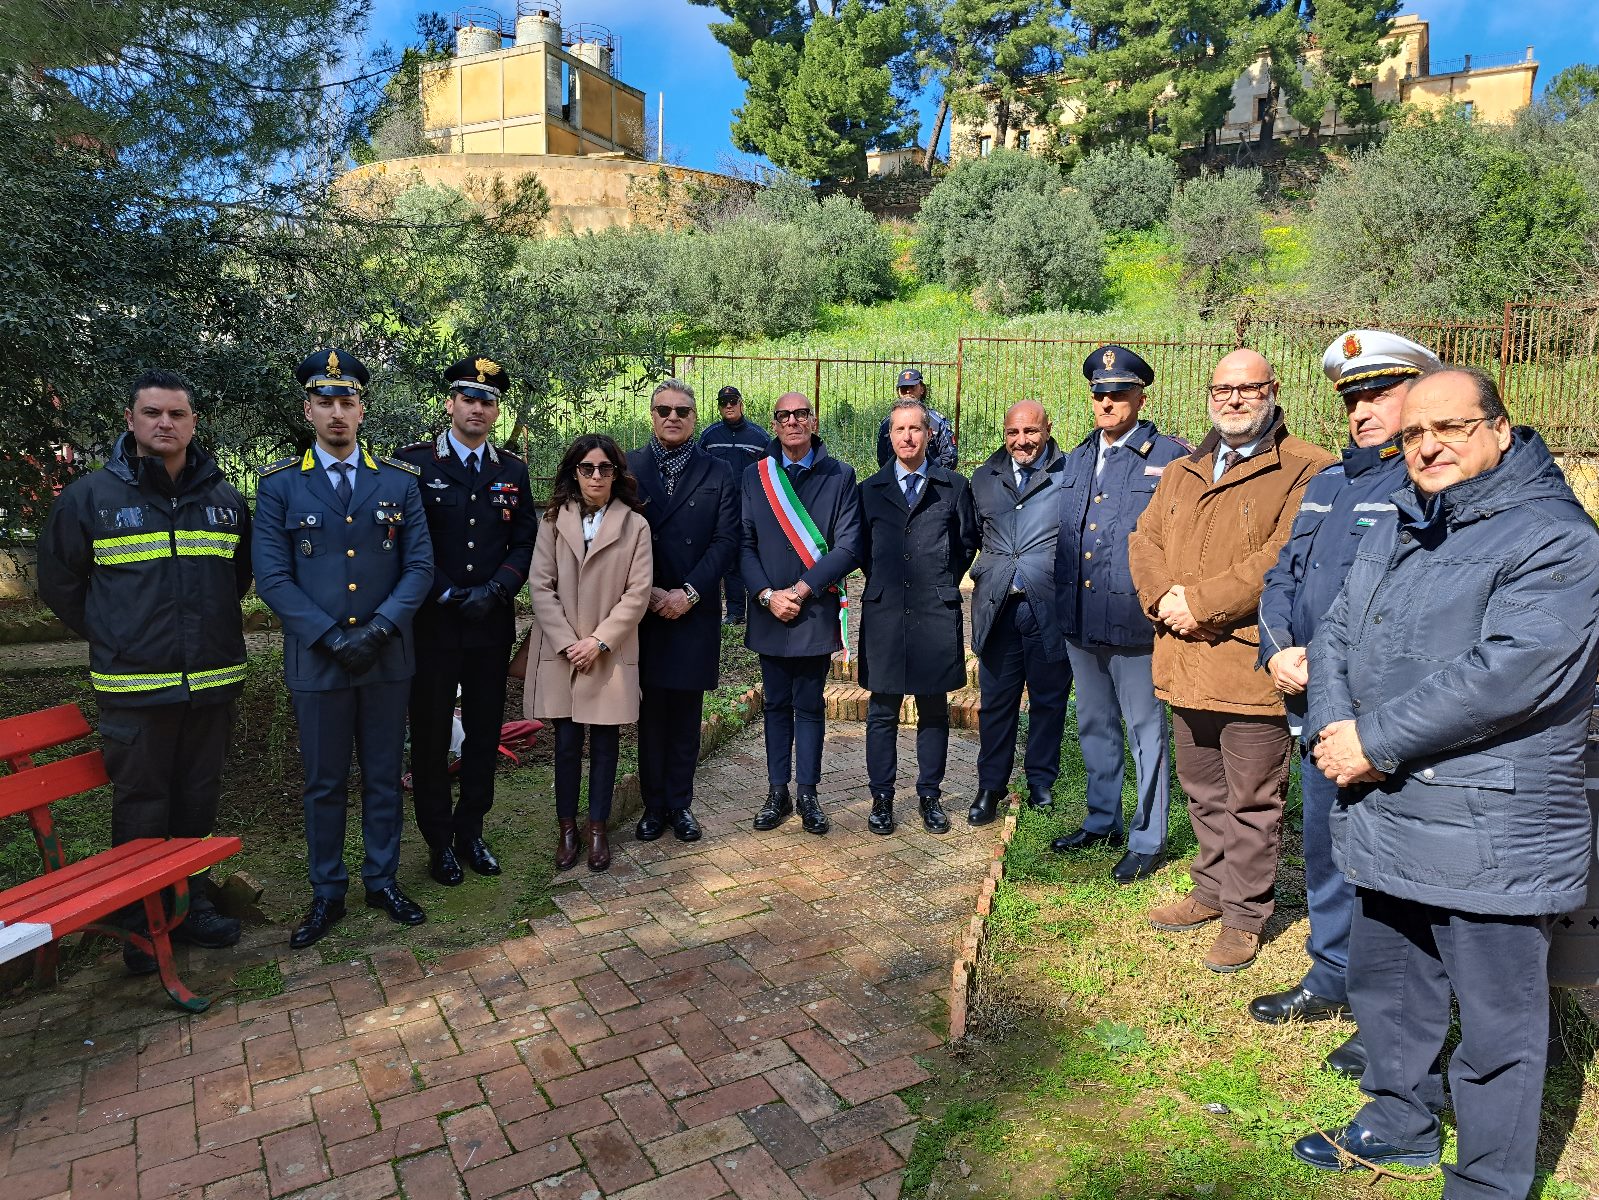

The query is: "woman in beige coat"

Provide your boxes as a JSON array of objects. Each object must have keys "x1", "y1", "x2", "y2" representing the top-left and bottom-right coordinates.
[{"x1": 525, "y1": 434, "x2": 653, "y2": 871}]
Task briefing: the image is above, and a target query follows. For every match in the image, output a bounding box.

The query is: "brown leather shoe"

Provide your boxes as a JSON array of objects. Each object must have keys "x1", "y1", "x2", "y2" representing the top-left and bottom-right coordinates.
[
  {"x1": 555, "y1": 818, "x2": 580, "y2": 872},
  {"x1": 587, "y1": 820, "x2": 611, "y2": 873},
  {"x1": 1204, "y1": 927, "x2": 1260, "y2": 973},
  {"x1": 1147, "y1": 894, "x2": 1224, "y2": 931}
]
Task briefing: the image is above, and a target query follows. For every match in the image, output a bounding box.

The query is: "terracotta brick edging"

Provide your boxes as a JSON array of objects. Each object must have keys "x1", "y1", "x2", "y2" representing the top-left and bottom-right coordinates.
[
  {"x1": 609, "y1": 685, "x2": 765, "y2": 826},
  {"x1": 948, "y1": 795, "x2": 1021, "y2": 1042}
]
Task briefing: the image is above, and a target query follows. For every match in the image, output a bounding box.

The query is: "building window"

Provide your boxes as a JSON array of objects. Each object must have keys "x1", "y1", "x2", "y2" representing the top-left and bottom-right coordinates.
[
  {"x1": 1016, "y1": 130, "x2": 1030, "y2": 151},
  {"x1": 1255, "y1": 96, "x2": 1271, "y2": 122},
  {"x1": 1461, "y1": 100, "x2": 1474, "y2": 120},
  {"x1": 979, "y1": 135, "x2": 993, "y2": 157}
]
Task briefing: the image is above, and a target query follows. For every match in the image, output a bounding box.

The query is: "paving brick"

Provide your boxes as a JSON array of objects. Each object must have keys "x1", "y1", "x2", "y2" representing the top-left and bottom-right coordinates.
[
  {"x1": 501, "y1": 1095, "x2": 614, "y2": 1155},
  {"x1": 742, "y1": 1104, "x2": 825, "y2": 1171},
  {"x1": 637, "y1": 1045, "x2": 711, "y2": 1101},
  {"x1": 83, "y1": 1052, "x2": 141, "y2": 1105},
  {"x1": 137, "y1": 1140, "x2": 261, "y2": 1197},
  {"x1": 311, "y1": 1085, "x2": 377, "y2": 1147},
  {"x1": 674, "y1": 1076, "x2": 779, "y2": 1129},
  {"x1": 865, "y1": 1168, "x2": 905, "y2": 1199},
  {"x1": 197, "y1": 1098, "x2": 313, "y2": 1153},
  {"x1": 442, "y1": 1103, "x2": 512, "y2": 1171},
  {"x1": 812, "y1": 1094, "x2": 912, "y2": 1153},
  {"x1": 342, "y1": 1000, "x2": 439, "y2": 1038},
  {"x1": 195, "y1": 1065, "x2": 253, "y2": 1126},
  {"x1": 697, "y1": 1040, "x2": 796, "y2": 1087},
  {"x1": 373, "y1": 1078, "x2": 482, "y2": 1129},
  {"x1": 328, "y1": 974, "x2": 385, "y2": 1020},
  {"x1": 543, "y1": 1057, "x2": 646, "y2": 1107},
  {"x1": 398, "y1": 1014, "x2": 459, "y2": 1064},
  {"x1": 574, "y1": 1023, "x2": 672, "y2": 1069},
  {"x1": 601, "y1": 993, "x2": 695, "y2": 1037},
  {"x1": 136, "y1": 1102, "x2": 198, "y2": 1169},
  {"x1": 261, "y1": 1124, "x2": 329, "y2": 1196},
  {"x1": 608, "y1": 1161, "x2": 727, "y2": 1200},
  {"x1": 575, "y1": 970, "x2": 637, "y2": 1016},
  {"x1": 395, "y1": 1149, "x2": 465, "y2": 1200},
  {"x1": 600, "y1": 946, "x2": 660, "y2": 984},
  {"x1": 831, "y1": 1056, "x2": 931, "y2": 1106},
  {"x1": 461, "y1": 1137, "x2": 582, "y2": 1200},
  {"x1": 324, "y1": 1118, "x2": 443, "y2": 1175},
  {"x1": 604, "y1": 1082, "x2": 681, "y2": 1143},
  {"x1": 14, "y1": 1083, "x2": 78, "y2": 1144},
  {"x1": 83, "y1": 1080, "x2": 196, "y2": 1130},
  {"x1": 244, "y1": 1032, "x2": 302, "y2": 1086},
  {"x1": 543, "y1": 1001, "x2": 606, "y2": 1047},
  {"x1": 763, "y1": 1062, "x2": 840, "y2": 1124},
  {"x1": 722, "y1": 1009, "x2": 812, "y2": 1049},
  {"x1": 783, "y1": 1029, "x2": 860, "y2": 1082},
  {"x1": 279, "y1": 1161, "x2": 395, "y2": 1200},
  {"x1": 417, "y1": 1043, "x2": 520, "y2": 1089},
  {"x1": 572, "y1": 1120, "x2": 654, "y2": 1193},
  {"x1": 642, "y1": 1114, "x2": 754, "y2": 1175},
  {"x1": 204, "y1": 1168, "x2": 271, "y2": 1199},
  {"x1": 5, "y1": 1119, "x2": 133, "y2": 1176},
  {"x1": 663, "y1": 1012, "x2": 734, "y2": 1064},
  {"x1": 288, "y1": 1002, "x2": 343, "y2": 1052},
  {"x1": 791, "y1": 1138, "x2": 902, "y2": 1198},
  {"x1": 3, "y1": 1161, "x2": 69, "y2": 1200},
  {"x1": 513, "y1": 1033, "x2": 581, "y2": 1085},
  {"x1": 253, "y1": 1064, "x2": 359, "y2": 1111},
  {"x1": 70, "y1": 1142, "x2": 137, "y2": 1199},
  {"x1": 296, "y1": 1029, "x2": 403, "y2": 1074},
  {"x1": 848, "y1": 1026, "x2": 941, "y2": 1070},
  {"x1": 713, "y1": 1143, "x2": 807, "y2": 1200},
  {"x1": 478, "y1": 1064, "x2": 547, "y2": 1127}
]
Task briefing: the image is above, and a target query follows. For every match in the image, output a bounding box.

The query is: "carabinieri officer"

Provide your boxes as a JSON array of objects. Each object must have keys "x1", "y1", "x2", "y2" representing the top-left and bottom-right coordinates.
[
  {"x1": 398, "y1": 357, "x2": 537, "y2": 886},
  {"x1": 253, "y1": 348, "x2": 434, "y2": 949}
]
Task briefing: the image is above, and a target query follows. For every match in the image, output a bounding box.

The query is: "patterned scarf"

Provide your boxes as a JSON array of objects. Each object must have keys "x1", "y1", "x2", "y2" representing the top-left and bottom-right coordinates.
[{"x1": 650, "y1": 437, "x2": 694, "y2": 496}]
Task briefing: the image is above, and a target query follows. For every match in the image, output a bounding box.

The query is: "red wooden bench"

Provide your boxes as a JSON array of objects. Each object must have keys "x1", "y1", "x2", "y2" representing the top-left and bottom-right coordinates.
[{"x1": 0, "y1": 703, "x2": 242, "y2": 1011}]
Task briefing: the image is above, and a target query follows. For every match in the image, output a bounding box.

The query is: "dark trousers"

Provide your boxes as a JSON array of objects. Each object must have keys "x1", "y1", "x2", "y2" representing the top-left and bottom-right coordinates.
[
  {"x1": 1063, "y1": 639, "x2": 1170, "y2": 855},
  {"x1": 639, "y1": 687, "x2": 704, "y2": 813},
  {"x1": 1172, "y1": 707, "x2": 1291, "y2": 935},
  {"x1": 553, "y1": 719, "x2": 620, "y2": 822},
  {"x1": 98, "y1": 700, "x2": 235, "y2": 845},
  {"x1": 1350, "y1": 888, "x2": 1552, "y2": 1200},
  {"x1": 866, "y1": 693, "x2": 949, "y2": 798},
  {"x1": 408, "y1": 644, "x2": 510, "y2": 848},
  {"x1": 290, "y1": 683, "x2": 408, "y2": 899},
  {"x1": 1299, "y1": 756, "x2": 1353, "y2": 1003},
  {"x1": 724, "y1": 569, "x2": 747, "y2": 621},
  {"x1": 976, "y1": 595, "x2": 1072, "y2": 793},
  {"x1": 760, "y1": 653, "x2": 831, "y2": 791}
]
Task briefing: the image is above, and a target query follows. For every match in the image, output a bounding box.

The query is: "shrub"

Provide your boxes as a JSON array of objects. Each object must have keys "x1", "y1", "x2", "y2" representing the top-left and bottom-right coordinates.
[
  {"x1": 1069, "y1": 145, "x2": 1178, "y2": 233},
  {"x1": 1168, "y1": 168, "x2": 1267, "y2": 308},
  {"x1": 914, "y1": 148, "x2": 1068, "y2": 284},
  {"x1": 969, "y1": 188, "x2": 1107, "y2": 315},
  {"x1": 671, "y1": 215, "x2": 824, "y2": 340},
  {"x1": 754, "y1": 181, "x2": 898, "y2": 306}
]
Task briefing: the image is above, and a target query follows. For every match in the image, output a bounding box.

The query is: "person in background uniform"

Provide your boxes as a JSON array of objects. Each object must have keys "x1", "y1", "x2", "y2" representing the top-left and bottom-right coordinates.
[
  {"x1": 1129, "y1": 350, "x2": 1335, "y2": 974},
  {"x1": 966, "y1": 401, "x2": 1072, "y2": 825},
  {"x1": 1052, "y1": 346, "x2": 1188, "y2": 884},
  {"x1": 1293, "y1": 367, "x2": 1599, "y2": 1198},
  {"x1": 698, "y1": 385, "x2": 769, "y2": 625},
  {"x1": 253, "y1": 349, "x2": 434, "y2": 949},
  {"x1": 629, "y1": 380, "x2": 740, "y2": 844},
  {"x1": 856, "y1": 397, "x2": 980, "y2": 835},
  {"x1": 397, "y1": 356, "x2": 537, "y2": 888},
  {"x1": 38, "y1": 368, "x2": 252, "y2": 974},
  {"x1": 876, "y1": 369, "x2": 958, "y2": 471},
  {"x1": 745, "y1": 392, "x2": 864, "y2": 836},
  {"x1": 1247, "y1": 331, "x2": 1440, "y2": 1078}
]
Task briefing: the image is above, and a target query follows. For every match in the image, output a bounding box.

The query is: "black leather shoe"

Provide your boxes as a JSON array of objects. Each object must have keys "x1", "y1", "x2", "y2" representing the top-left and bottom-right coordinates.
[
  {"x1": 867, "y1": 794, "x2": 895, "y2": 836},
  {"x1": 754, "y1": 787, "x2": 792, "y2": 831},
  {"x1": 365, "y1": 885, "x2": 426, "y2": 927},
  {"x1": 796, "y1": 791, "x2": 830, "y2": 835},
  {"x1": 123, "y1": 941, "x2": 159, "y2": 975},
  {"x1": 456, "y1": 837, "x2": 501, "y2": 876},
  {"x1": 1248, "y1": 985, "x2": 1351, "y2": 1025},
  {"x1": 172, "y1": 904, "x2": 242, "y2": 948},
  {"x1": 1050, "y1": 826, "x2": 1126, "y2": 853},
  {"x1": 1291, "y1": 1119, "x2": 1439, "y2": 1171},
  {"x1": 919, "y1": 795, "x2": 950, "y2": 834},
  {"x1": 1325, "y1": 1030, "x2": 1368, "y2": 1079},
  {"x1": 1026, "y1": 786, "x2": 1054, "y2": 811},
  {"x1": 290, "y1": 897, "x2": 346, "y2": 950},
  {"x1": 669, "y1": 809, "x2": 702, "y2": 842},
  {"x1": 635, "y1": 810, "x2": 667, "y2": 841},
  {"x1": 429, "y1": 845, "x2": 465, "y2": 887},
  {"x1": 967, "y1": 789, "x2": 1004, "y2": 826},
  {"x1": 1110, "y1": 849, "x2": 1164, "y2": 884}
]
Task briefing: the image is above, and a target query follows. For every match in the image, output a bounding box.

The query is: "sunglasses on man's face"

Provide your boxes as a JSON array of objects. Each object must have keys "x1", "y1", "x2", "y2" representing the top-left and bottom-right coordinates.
[
  {"x1": 773, "y1": 408, "x2": 812, "y2": 424},
  {"x1": 718, "y1": 397, "x2": 741, "y2": 407},
  {"x1": 654, "y1": 405, "x2": 694, "y2": 419},
  {"x1": 576, "y1": 462, "x2": 617, "y2": 478}
]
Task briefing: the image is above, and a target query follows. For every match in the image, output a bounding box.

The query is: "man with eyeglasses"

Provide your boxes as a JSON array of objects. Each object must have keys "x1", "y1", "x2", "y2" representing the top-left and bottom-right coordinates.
[
  {"x1": 699, "y1": 386, "x2": 769, "y2": 625},
  {"x1": 1290, "y1": 367, "x2": 1599, "y2": 1198},
  {"x1": 1128, "y1": 350, "x2": 1334, "y2": 973},
  {"x1": 875, "y1": 369, "x2": 958, "y2": 470},
  {"x1": 744, "y1": 392, "x2": 863, "y2": 836},
  {"x1": 253, "y1": 348, "x2": 434, "y2": 949},
  {"x1": 1246, "y1": 331, "x2": 1439, "y2": 1076},
  {"x1": 397, "y1": 357, "x2": 537, "y2": 888},
  {"x1": 629, "y1": 380, "x2": 740, "y2": 844}
]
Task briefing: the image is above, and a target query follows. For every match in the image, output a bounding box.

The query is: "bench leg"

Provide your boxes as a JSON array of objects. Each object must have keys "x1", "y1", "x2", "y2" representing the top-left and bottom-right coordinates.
[{"x1": 141, "y1": 884, "x2": 210, "y2": 1013}]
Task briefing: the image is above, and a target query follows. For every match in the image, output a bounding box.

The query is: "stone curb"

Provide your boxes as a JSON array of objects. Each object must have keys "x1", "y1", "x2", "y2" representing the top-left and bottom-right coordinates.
[{"x1": 948, "y1": 795, "x2": 1021, "y2": 1043}]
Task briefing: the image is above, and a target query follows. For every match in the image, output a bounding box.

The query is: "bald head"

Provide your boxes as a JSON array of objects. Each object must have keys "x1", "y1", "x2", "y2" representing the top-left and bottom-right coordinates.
[
  {"x1": 773, "y1": 390, "x2": 816, "y2": 460},
  {"x1": 1208, "y1": 348, "x2": 1279, "y2": 447},
  {"x1": 1003, "y1": 400, "x2": 1051, "y2": 467}
]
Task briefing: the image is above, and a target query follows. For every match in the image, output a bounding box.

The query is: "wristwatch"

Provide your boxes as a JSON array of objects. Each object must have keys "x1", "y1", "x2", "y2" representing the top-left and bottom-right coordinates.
[
  {"x1": 684, "y1": 583, "x2": 700, "y2": 606},
  {"x1": 596, "y1": 639, "x2": 610, "y2": 653},
  {"x1": 758, "y1": 588, "x2": 774, "y2": 608}
]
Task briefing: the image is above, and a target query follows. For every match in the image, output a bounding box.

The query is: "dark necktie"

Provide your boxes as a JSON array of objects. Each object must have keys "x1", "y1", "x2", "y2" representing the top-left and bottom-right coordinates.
[
  {"x1": 785, "y1": 463, "x2": 803, "y2": 486},
  {"x1": 903, "y1": 473, "x2": 921, "y2": 505},
  {"x1": 333, "y1": 462, "x2": 353, "y2": 507},
  {"x1": 1221, "y1": 449, "x2": 1244, "y2": 476},
  {"x1": 465, "y1": 451, "x2": 479, "y2": 484},
  {"x1": 1018, "y1": 464, "x2": 1034, "y2": 492},
  {"x1": 1011, "y1": 465, "x2": 1033, "y2": 594}
]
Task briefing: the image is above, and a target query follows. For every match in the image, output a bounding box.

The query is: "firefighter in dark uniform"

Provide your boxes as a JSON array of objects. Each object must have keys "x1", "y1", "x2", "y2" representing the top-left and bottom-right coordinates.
[
  {"x1": 38, "y1": 368, "x2": 252, "y2": 974},
  {"x1": 397, "y1": 356, "x2": 537, "y2": 885},
  {"x1": 253, "y1": 349, "x2": 434, "y2": 949}
]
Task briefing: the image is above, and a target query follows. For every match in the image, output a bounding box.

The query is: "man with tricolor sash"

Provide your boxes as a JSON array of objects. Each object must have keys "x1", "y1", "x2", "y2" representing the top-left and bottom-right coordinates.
[
  {"x1": 742, "y1": 391, "x2": 864, "y2": 836},
  {"x1": 39, "y1": 368, "x2": 253, "y2": 973}
]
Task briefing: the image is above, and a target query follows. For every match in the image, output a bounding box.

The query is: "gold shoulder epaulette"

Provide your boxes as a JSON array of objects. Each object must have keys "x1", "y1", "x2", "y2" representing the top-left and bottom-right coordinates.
[
  {"x1": 257, "y1": 457, "x2": 297, "y2": 477},
  {"x1": 382, "y1": 455, "x2": 421, "y2": 476}
]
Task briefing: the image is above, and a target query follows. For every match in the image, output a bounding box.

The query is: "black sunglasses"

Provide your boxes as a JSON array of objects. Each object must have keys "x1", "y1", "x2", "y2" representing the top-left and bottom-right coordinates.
[
  {"x1": 717, "y1": 396, "x2": 741, "y2": 407},
  {"x1": 773, "y1": 408, "x2": 813, "y2": 423},
  {"x1": 576, "y1": 462, "x2": 617, "y2": 478},
  {"x1": 654, "y1": 405, "x2": 694, "y2": 419}
]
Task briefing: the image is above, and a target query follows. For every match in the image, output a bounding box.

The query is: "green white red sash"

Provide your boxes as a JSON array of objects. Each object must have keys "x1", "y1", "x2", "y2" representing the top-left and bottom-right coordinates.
[{"x1": 757, "y1": 456, "x2": 851, "y2": 660}]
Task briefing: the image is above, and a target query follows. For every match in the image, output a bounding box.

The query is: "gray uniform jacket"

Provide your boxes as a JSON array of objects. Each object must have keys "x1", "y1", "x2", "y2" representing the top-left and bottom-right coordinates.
[{"x1": 968, "y1": 441, "x2": 1067, "y2": 660}]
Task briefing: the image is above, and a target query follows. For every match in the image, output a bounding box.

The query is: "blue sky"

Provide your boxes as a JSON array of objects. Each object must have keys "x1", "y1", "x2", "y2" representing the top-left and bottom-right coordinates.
[{"x1": 366, "y1": 0, "x2": 1599, "y2": 174}]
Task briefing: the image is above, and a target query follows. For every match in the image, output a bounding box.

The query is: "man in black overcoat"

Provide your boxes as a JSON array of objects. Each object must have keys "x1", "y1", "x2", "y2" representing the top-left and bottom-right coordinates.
[
  {"x1": 857, "y1": 398, "x2": 979, "y2": 834},
  {"x1": 628, "y1": 379, "x2": 741, "y2": 842}
]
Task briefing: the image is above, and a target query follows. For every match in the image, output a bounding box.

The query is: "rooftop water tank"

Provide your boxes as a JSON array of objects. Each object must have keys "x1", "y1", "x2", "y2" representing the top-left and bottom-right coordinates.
[
  {"x1": 570, "y1": 40, "x2": 611, "y2": 75},
  {"x1": 514, "y1": 3, "x2": 561, "y2": 47},
  {"x1": 454, "y1": 7, "x2": 506, "y2": 57}
]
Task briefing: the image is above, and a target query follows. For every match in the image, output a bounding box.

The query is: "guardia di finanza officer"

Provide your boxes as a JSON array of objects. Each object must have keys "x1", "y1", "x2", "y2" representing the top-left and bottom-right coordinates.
[
  {"x1": 253, "y1": 349, "x2": 434, "y2": 949},
  {"x1": 398, "y1": 356, "x2": 537, "y2": 887}
]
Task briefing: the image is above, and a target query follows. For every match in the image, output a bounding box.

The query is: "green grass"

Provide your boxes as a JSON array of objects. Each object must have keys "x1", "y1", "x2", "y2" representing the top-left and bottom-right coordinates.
[{"x1": 231, "y1": 961, "x2": 285, "y2": 1001}]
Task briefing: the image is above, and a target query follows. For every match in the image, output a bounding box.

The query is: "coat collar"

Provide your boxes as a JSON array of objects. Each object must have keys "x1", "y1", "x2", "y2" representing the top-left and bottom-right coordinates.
[
  {"x1": 555, "y1": 499, "x2": 628, "y2": 561},
  {"x1": 1343, "y1": 435, "x2": 1405, "y2": 479},
  {"x1": 1183, "y1": 408, "x2": 1288, "y2": 487},
  {"x1": 635, "y1": 444, "x2": 711, "y2": 521}
]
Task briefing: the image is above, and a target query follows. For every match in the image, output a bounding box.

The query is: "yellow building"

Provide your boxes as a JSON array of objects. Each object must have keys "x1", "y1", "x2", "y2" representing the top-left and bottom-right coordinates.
[{"x1": 952, "y1": 14, "x2": 1538, "y2": 158}]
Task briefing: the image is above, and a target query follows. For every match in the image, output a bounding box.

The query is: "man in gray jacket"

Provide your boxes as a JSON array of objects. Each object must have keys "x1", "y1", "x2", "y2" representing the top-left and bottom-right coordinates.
[{"x1": 1294, "y1": 366, "x2": 1599, "y2": 1200}]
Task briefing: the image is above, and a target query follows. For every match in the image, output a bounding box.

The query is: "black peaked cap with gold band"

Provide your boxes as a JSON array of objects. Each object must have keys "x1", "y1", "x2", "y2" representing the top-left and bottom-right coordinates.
[
  {"x1": 295, "y1": 348, "x2": 369, "y2": 396},
  {"x1": 444, "y1": 356, "x2": 511, "y2": 403},
  {"x1": 1083, "y1": 344, "x2": 1155, "y2": 393}
]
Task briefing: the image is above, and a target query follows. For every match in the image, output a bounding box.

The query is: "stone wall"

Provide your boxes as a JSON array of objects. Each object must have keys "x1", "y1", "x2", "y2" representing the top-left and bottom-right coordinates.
[{"x1": 817, "y1": 171, "x2": 938, "y2": 221}]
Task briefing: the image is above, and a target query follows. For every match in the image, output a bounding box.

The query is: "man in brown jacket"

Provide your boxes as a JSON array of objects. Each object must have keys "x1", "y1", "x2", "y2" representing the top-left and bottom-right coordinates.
[{"x1": 1128, "y1": 349, "x2": 1335, "y2": 972}]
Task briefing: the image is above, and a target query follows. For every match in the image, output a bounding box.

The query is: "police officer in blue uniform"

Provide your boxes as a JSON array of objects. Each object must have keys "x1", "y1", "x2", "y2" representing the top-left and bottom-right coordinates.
[
  {"x1": 875, "y1": 369, "x2": 958, "y2": 470},
  {"x1": 397, "y1": 357, "x2": 537, "y2": 887},
  {"x1": 1053, "y1": 346, "x2": 1189, "y2": 883},
  {"x1": 1247, "y1": 330, "x2": 1441, "y2": 1076},
  {"x1": 253, "y1": 349, "x2": 435, "y2": 948}
]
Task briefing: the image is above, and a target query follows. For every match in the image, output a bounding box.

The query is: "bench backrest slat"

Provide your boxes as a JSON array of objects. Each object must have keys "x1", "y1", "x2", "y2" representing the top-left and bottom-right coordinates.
[
  {"x1": 0, "y1": 704, "x2": 92, "y2": 767},
  {"x1": 0, "y1": 751, "x2": 109, "y2": 821}
]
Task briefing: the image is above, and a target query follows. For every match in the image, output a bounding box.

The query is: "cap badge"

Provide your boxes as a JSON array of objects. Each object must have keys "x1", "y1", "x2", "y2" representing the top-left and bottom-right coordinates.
[
  {"x1": 1102, "y1": 349, "x2": 1116, "y2": 369},
  {"x1": 474, "y1": 357, "x2": 500, "y2": 384},
  {"x1": 1342, "y1": 334, "x2": 1362, "y2": 359},
  {"x1": 326, "y1": 349, "x2": 342, "y2": 378}
]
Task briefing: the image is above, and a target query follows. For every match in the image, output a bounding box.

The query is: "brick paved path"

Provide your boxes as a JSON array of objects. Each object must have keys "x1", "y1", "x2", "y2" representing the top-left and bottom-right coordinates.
[{"x1": 0, "y1": 722, "x2": 1003, "y2": 1199}]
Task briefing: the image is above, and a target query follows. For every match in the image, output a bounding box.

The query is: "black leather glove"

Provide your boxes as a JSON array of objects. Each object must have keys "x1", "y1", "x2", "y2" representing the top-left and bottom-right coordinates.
[
  {"x1": 315, "y1": 627, "x2": 354, "y2": 661},
  {"x1": 457, "y1": 580, "x2": 509, "y2": 622},
  {"x1": 339, "y1": 617, "x2": 394, "y2": 676}
]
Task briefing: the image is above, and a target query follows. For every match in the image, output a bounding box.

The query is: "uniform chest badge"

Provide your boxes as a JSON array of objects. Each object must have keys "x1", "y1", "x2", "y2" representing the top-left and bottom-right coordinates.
[
  {"x1": 300, "y1": 539, "x2": 314, "y2": 557},
  {"x1": 1355, "y1": 517, "x2": 1375, "y2": 528},
  {"x1": 427, "y1": 479, "x2": 450, "y2": 489}
]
